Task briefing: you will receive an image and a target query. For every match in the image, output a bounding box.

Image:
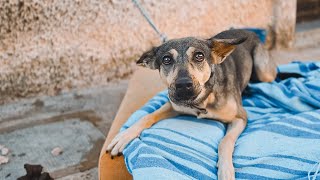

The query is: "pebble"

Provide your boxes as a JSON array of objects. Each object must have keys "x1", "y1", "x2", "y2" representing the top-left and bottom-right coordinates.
[
  {"x1": 0, "y1": 145, "x2": 9, "y2": 156},
  {"x1": 51, "y1": 147, "x2": 63, "y2": 156},
  {"x1": 0, "y1": 155, "x2": 9, "y2": 165},
  {"x1": 1, "y1": 147, "x2": 9, "y2": 156}
]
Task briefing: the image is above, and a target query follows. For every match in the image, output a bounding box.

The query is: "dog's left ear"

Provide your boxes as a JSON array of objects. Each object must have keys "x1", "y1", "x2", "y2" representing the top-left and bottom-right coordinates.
[
  {"x1": 136, "y1": 47, "x2": 159, "y2": 69},
  {"x1": 208, "y1": 37, "x2": 247, "y2": 64}
]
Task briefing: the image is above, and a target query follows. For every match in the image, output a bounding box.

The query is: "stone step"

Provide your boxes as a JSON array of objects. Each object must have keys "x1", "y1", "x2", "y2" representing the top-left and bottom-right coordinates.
[
  {"x1": 294, "y1": 20, "x2": 320, "y2": 49},
  {"x1": 0, "y1": 81, "x2": 128, "y2": 179}
]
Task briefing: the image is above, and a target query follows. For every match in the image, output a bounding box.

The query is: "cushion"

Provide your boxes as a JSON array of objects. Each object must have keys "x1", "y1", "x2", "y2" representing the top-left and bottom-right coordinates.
[{"x1": 121, "y1": 62, "x2": 320, "y2": 180}]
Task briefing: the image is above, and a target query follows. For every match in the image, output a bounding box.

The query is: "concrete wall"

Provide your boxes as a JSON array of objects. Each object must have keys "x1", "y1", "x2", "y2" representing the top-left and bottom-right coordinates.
[{"x1": 0, "y1": 0, "x2": 296, "y2": 104}]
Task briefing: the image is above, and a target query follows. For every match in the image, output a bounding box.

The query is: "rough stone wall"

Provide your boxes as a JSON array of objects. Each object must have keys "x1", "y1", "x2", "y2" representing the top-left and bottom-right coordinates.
[
  {"x1": 0, "y1": 0, "x2": 292, "y2": 104},
  {"x1": 272, "y1": 0, "x2": 297, "y2": 49}
]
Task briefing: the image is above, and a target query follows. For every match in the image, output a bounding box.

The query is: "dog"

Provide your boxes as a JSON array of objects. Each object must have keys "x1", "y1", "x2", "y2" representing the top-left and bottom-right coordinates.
[{"x1": 106, "y1": 29, "x2": 277, "y2": 180}]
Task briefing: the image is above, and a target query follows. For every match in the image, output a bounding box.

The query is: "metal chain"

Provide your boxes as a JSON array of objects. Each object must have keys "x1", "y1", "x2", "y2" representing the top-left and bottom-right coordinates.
[{"x1": 132, "y1": 0, "x2": 167, "y2": 43}]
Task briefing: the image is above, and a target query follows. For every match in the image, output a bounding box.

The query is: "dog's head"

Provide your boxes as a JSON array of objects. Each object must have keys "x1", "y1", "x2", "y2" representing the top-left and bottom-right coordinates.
[{"x1": 136, "y1": 36, "x2": 246, "y2": 103}]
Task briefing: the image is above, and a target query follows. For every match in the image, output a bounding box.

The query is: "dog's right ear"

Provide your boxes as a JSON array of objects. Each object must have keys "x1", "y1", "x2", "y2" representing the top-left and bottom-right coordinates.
[
  {"x1": 208, "y1": 36, "x2": 247, "y2": 64},
  {"x1": 136, "y1": 47, "x2": 159, "y2": 69}
]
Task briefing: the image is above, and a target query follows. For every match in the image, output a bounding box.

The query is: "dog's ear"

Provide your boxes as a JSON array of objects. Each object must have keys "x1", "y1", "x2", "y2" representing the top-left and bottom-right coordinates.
[
  {"x1": 208, "y1": 37, "x2": 247, "y2": 64},
  {"x1": 136, "y1": 47, "x2": 159, "y2": 69}
]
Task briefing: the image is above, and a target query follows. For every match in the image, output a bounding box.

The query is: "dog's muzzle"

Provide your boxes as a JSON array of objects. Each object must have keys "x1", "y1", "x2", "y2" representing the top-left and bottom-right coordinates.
[{"x1": 172, "y1": 77, "x2": 198, "y2": 101}]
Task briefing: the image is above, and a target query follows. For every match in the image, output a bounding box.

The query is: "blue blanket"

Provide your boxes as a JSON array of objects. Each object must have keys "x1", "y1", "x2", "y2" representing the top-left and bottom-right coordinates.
[{"x1": 121, "y1": 62, "x2": 320, "y2": 180}]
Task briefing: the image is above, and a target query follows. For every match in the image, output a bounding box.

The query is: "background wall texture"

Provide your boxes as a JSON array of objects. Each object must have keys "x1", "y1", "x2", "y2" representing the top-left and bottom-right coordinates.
[{"x1": 0, "y1": 0, "x2": 296, "y2": 104}]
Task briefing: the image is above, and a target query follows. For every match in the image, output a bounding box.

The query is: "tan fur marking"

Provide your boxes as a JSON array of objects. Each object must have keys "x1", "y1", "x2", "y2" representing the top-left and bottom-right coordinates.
[
  {"x1": 188, "y1": 63, "x2": 211, "y2": 86},
  {"x1": 106, "y1": 102, "x2": 177, "y2": 156},
  {"x1": 198, "y1": 97, "x2": 238, "y2": 123},
  {"x1": 255, "y1": 68, "x2": 277, "y2": 82},
  {"x1": 186, "y1": 47, "x2": 211, "y2": 86},
  {"x1": 218, "y1": 117, "x2": 246, "y2": 179},
  {"x1": 253, "y1": 43, "x2": 277, "y2": 82},
  {"x1": 160, "y1": 65, "x2": 178, "y2": 86},
  {"x1": 159, "y1": 49, "x2": 179, "y2": 86},
  {"x1": 171, "y1": 94, "x2": 239, "y2": 123},
  {"x1": 159, "y1": 68, "x2": 168, "y2": 85},
  {"x1": 143, "y1": 102, "x2": 178, "y2": 128},
  {"x1": 186, "y1": 47, "x2": 195, "y2": 60},
  {"x1": 211, "y1": 41, "x2": 236, "y2": 64},
  {"x1": 169, "y1": 49, "x2": 179, "y2": 60}
]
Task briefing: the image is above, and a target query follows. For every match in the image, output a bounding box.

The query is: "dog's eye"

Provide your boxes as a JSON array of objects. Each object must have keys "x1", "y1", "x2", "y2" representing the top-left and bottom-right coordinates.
[
  {"x1": 162, "y1": 56, "x2": 172, "y2": 65},
  {"x1": 194, "y1": 52, "x2": 204, "y2": 62}
]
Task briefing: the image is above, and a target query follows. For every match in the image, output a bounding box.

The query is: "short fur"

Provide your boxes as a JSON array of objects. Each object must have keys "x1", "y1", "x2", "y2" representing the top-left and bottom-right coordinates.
[{"x1": 107, "y1": 29, "x2": 277, "y2": 180}]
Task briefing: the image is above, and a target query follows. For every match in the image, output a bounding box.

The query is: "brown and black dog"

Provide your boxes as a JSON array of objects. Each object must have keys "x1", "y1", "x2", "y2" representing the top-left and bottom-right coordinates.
[{"x1": 107, "y1": 29, "x2": 277, "y2": 180}]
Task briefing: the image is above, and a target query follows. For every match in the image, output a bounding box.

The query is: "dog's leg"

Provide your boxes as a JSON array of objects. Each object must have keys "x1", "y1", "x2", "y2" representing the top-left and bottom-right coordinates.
[
  {"x1": 106, "y1": 102, "x2": 178, "y2": 157},
  {"x1": 253, "y1": 43, "x2": 277, "y2": 82},
  {"x1": 218, "y1": 113, "x2": 247, "y2": 180}
]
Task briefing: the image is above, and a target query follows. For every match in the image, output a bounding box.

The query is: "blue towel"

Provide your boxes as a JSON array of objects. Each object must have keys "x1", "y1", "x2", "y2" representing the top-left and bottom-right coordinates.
[{"x1": 121, "y1": 61, "x2": 320, "y2": 180}]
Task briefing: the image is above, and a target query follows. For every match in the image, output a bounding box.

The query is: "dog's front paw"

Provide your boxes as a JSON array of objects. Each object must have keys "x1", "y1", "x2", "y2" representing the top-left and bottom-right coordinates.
[
  {"x1": 106, "y1": 127, "x2": 141, "y2": 157},
  {"x1": 217, "y1": 161, "x2": 235, "y2": 180}
]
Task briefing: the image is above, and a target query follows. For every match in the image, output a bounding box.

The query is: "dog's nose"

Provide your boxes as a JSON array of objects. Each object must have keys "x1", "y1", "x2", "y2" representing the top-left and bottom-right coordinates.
[{"x1": 175, "y1": 78, "x2": 193, "y2": 90}]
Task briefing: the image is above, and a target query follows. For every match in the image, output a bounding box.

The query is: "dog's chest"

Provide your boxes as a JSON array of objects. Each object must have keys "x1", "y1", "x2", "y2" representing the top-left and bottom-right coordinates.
[
  {"x1": 170, "y1": 97, "x2": 238, "y2": 123},
  {"x1": 171, "y1": 102, "x2": 222, "y2": 120},
  {"x1": 171, "y1": 103, "x2": 201, "y2": 117}
]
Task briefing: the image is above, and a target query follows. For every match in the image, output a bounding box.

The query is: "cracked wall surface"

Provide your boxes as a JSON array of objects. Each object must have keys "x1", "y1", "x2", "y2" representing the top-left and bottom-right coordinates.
[{"x1": 0, "y1": 0, "x2": 295, "y2": 104}]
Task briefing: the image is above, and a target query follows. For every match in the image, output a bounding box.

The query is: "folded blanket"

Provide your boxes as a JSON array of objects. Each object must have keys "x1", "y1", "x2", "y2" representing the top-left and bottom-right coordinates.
[{"x1": 121, "y1": 61, "x2": 320, "y2": 180}]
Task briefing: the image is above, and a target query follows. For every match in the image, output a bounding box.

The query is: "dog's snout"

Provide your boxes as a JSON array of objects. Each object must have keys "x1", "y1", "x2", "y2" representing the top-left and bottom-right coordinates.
[
  {"x1": 171, "y1": 77, "x2": 200, "y2": 101},
  {"x1": 175, "y1": 78, "x2": 193, "y2": 90}
]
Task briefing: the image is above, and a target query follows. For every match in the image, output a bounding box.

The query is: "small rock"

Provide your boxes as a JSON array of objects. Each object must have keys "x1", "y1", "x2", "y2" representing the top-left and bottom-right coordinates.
[
  {"x1": 5, "y1": 173, "x2": 11, "y2": 178},
  {"x1": 0, "y1": 155, "x2": 9, "y2": 165},
  {"x1": 1, "y1": 147, "x2": 9, "y2": 156},
  {"x1": 51, "y1": 147, "x2": 63, "y2": 156},
  {"x1": 18, "y1": 153, "x2": 26, "y2": 157},
  {"x1": 17, "y1": 164, "x2": 53, "y2": 180}
]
